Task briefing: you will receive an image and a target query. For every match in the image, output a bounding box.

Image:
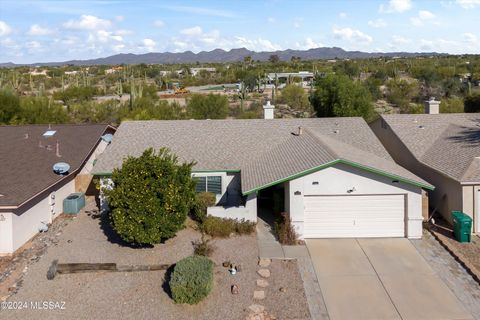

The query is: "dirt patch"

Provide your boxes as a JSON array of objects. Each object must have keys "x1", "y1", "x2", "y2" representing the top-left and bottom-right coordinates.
[
  {"x1": 1, "y1": 199, "x2": 310, "y2": 319},
  {"x1": 429, "y1": 218, "x2": 480, "y2": 282}
]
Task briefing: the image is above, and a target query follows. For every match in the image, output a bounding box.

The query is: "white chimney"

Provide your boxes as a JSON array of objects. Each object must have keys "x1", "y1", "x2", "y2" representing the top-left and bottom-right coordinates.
[
  {"x1": 424, "y1": 97, "x2": 440, "y2": 114},
  {"x1": 263, "y1": 101, "x2": 275, "y2": 119}
]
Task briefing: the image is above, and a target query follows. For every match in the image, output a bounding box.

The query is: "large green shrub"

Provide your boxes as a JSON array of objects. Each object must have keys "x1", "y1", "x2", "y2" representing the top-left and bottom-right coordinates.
[
  {"x1": 465, "y1": 94, "x2": 480, "y2": 113},
  {"x1": 105, "y1": 148, "x2": 196, "y2": 245},
  {"x1": 193, "y1": 192, "x2": 216, "y2": 222},
  {"x1": 170, "y1": 255, "x2": 214, "y2": 304}
]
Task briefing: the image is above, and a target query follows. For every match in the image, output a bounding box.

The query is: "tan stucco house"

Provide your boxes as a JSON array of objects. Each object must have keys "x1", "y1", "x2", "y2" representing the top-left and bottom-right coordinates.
[
  {"x1": 0, "y1": 124, "x2": 115, "y2": 256},
  {"x1": 371, "y1": 113, "x2": 480, "y2": 232},
  {"x1": 93, "y1": 117, "x2": 433, "y2": 240}
]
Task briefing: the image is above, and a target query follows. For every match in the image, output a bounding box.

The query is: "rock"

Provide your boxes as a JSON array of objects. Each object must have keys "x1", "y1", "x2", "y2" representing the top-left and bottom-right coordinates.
[
  {"x1": 279, "y1": 287, "x2": 286, "y2": 293},
  {"x1": 253, "y1": 290, "x2": 265, "y2": 300},
  {"x1": 248, "y1": 304, "x2": 265, "y2": 314},
  {"x1": 257, "y1": 269, "x2": 270, "y2": 278},
  {"x1": 258, "y1": 258, "x2": 271, "y2": 267},
  {"x1": 231, "y1": 284, "x2": 239, "y2": 294},
  {"x1": 222, "y1": 261, "x2": 230, "y2": 268},
  {"x1": 256, "y1": 279, "x2": 269, "y2": 288}
]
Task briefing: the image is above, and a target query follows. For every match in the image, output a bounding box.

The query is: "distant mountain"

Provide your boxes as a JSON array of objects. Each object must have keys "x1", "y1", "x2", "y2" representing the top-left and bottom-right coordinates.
[{"x1": 0, "y1": 47, "x2": 446, "y2": 67}]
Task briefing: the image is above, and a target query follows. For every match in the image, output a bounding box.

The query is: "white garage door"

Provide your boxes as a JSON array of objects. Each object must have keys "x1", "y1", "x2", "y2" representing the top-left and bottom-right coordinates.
[{"x1": 304, "y1": 194, "x2": 405, "y2": 238}]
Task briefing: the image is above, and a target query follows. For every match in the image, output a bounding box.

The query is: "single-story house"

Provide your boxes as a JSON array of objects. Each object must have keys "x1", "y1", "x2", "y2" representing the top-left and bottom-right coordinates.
[
  {"x1": 93, "y1": 116, "x2": 433, "y2": 240},
  {"x1": 371, "y1": 113, "x2": 480, "y2": 232},
  {"x1": 0, "y1": 124, "x2": 115, "y2": 256}
]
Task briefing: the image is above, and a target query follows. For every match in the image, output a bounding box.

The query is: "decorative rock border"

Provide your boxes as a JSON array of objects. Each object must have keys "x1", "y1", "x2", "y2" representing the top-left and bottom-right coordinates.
[{"x1": 246, "y1": 258, "x2": 277, "y2": 320}]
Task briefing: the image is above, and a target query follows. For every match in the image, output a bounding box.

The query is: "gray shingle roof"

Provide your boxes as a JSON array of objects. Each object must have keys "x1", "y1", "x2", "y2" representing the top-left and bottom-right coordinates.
[
  {"x1": 381, "y1": 113, "x2": 480, "y2": 183},
  {"x1": 93, "y1": 118, "x2": 432, "y2": 193},
  {"x1": 0, "y1": 124, "x2": 110, "y2": 207}
]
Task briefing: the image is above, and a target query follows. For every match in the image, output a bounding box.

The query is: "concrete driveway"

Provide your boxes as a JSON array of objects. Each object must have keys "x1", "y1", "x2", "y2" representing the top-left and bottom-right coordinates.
[{"x1": 307, "y1": 238, "x2": 473, "y2": 320}]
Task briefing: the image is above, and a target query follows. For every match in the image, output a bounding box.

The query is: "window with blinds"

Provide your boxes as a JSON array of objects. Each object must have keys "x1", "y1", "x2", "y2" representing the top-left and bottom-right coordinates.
[{"x1": 193, "y1": 176, "x2": 222, "y2": 194}]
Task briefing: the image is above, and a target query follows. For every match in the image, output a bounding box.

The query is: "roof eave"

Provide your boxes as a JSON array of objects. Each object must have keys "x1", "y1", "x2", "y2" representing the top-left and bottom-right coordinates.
[{"x1": 242, "y1": 158, "x2": 434, "y2": 196}]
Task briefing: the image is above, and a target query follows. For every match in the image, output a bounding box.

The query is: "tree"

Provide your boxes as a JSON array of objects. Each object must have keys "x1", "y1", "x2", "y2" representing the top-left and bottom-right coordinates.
[
  {"x1": 280, "y1": 84, "x2": 312, "y2": 112},
  {"x1": 268, "y1": 54, "x2": 279, "y2": 63},
  {"x1": 186, "y1": 93, "x2": 229, "y2": 119},
  {"x1": 465, "y1": 94, "x2": 480, "y2": 113},
  {"x1": 0, "y1": 89, "x2": 20, "y2": 124},
  {"x1": 385, "y1": 79, "x2": 419, "y2": 113},
  {"x1": 105, "y1": 148, "x2": 196, "y2": 245},
  {"x1": 309, "y1": 74, "x2": 373, "y2": 119}
]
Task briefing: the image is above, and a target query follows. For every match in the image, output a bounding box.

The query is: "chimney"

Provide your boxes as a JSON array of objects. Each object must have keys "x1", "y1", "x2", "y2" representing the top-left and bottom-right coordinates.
[
  {"x1": 424, "y1": 97, "x2": 440, "y2": 114},
  {"x1": 263, "y1": 101, "x2": 275, "y2": 120}
]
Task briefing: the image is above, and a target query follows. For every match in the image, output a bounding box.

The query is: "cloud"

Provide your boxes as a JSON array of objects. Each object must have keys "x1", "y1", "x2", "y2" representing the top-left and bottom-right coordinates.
[
  {"x1": 392, "y1": 35, "x2": 411, "y2": 44},
  {"x1": 332, "y1": 26, "x2": 373, "y2": 44},
  {"x1": 267, "y1": 17, "x2": 276, "y2": 23},
  {"x1": 339, "y1": 12, "x2": 347, "y2": 19},
  {"x1": 115, "y1": 16, "x2": 124, "y2": 22},
  {"x1": 64, "y1": 15, "x2": 112, "y2": 30},
  {"x1": 0, "y1": 21, "x2": 12, "y2": 36},
  {"x1": 153, "y1": 20, "x2": 165, "y2": 27},
  {"x1": 233, "y1": 37, "x2": 281, "y2": 51},
  {"x1": 27, "y1": 24, "x2": 52, "y2": 36},
  {"x1": 379, "y1": 0, "x2": 412, "y2": 13},
  {"x1": 140, "y1": 38, "x2": 156, "y2": 51},
  {"x1": 464, "y1": 32, "x2": 478, "y2": 44},
  {"x1": 295, "y1": 37, "x2": 323, "y2": 50},
  {"x1": 163, "y1": 5, "x2": 236, "y2": 18},
  {"x1": 456, "y1": 0, "x2": 480, "y2": 8},
  {"x1": 410, "y1": 10, "x2": 436, "y2": 26},
  {"x1": 368, "y1": 18, "x2": 387, "y2": 28},
  {"x1": 180, "y1": 26, "x2": 202, "y2": 36}
]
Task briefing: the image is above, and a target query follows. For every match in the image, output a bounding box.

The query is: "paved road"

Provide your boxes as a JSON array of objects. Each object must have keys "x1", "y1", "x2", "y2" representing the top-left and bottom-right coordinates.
[{"x1": 307, "y1": 238, "x2": 473, "y2": 320}]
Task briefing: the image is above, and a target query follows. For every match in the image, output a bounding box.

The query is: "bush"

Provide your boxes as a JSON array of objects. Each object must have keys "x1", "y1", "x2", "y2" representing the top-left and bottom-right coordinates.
[
  {"x1": 464, "y1": 94, "x2": 480, "y2": 113},
  {"x1": 105, "y1": 148, "x2": 196, "y2": 245},
  {"x1": 440, "y1": 97, "x2": 464, "y2": 113},
  {"x1": 193, "y1": 192, "x2": 216, "y2": 222},
  {"x1": 170, "y1": 255, "x2": 214, "y2": 304},
  {"x1": 202, "y1": 216, "x2": 255, "y2": 238},
  {"x1": 193, "y1": 235, "x2": 213, "y2": 257},
  {"x1": 274, "y1": 212, "x2": 298, "y2": 245}
]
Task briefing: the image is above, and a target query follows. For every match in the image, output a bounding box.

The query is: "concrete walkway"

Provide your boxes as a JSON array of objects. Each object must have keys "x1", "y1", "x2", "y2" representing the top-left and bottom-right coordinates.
[
  {"x1": 256, "y1": 215, "x2": 284, "y2": 259},
  {"x1": 307, "y1": 238, "x2": 473, "y2": 320}
]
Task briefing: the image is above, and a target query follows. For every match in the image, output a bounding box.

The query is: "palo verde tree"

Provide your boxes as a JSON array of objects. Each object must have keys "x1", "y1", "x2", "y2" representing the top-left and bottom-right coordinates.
[{"x1": 105, "y1": 148, "x2": 196, "y2": 245}]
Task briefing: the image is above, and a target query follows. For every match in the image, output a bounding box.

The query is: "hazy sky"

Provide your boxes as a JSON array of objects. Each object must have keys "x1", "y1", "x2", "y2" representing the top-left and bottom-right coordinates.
[{"x1": 0, "y1": 0, "x2": 479, "y2": 63}]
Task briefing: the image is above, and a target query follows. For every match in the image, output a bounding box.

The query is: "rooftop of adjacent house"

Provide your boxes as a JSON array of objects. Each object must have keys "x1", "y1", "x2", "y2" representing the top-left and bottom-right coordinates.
[
  {"x1": 0, "y1": 124, "x2": 111, "y2": 208},
  {"x1": 93, "y1": 118, "x2": 432, "y2": 194},
  {"x1": 380, "y1": 113, "x2": 480, "y2": 183}
]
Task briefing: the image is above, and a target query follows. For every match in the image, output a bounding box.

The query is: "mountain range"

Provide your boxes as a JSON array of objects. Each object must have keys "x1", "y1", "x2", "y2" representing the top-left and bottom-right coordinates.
[{"x1": 0, "y1": 47, "x2": 446, "y2": 67}]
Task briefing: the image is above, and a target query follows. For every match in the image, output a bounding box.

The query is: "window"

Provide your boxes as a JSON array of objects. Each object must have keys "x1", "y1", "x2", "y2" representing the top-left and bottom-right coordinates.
[{"x1": 193, "y1": 176, "x2": 222, "y2": 194}]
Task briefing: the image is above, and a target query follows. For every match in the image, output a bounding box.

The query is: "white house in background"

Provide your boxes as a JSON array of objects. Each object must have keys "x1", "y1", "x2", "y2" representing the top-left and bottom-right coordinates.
[
  {"x1": 0, "y1": 124, "x2": 115, "y2": 256},
  {"x1": 64, "y1": 70, "x2": 80, "y2": 75},
  {"x1": 29, "y1": 69, "x2": 48, "y2": 76},
  {"x1": 93, "y1": 106, "x2": 433, "y2": 240},
  {"x1": 190, "y1": 67, "x2": 216, "y2": 77}
]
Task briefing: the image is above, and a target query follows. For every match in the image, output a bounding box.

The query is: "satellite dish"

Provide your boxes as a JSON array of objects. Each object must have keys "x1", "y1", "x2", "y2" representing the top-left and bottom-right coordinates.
[
  {"x1": 53, "y1": 162, "x2": 70, "y2": 175},
  {"x1": 101, "y1": 133, "x2": 113, "y2": 143}
]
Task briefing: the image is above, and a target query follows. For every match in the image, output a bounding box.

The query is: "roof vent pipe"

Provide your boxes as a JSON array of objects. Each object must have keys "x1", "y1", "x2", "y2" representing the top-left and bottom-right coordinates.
[
  {"x1": 56, "y1": 141, "x2": 61, "y2": 157},
  {"x1": 298, "y1": 126, "x2": 303, "y2": 136},
  {"x1": 24, "y1": 133, "x2": 29, "y2": 139}
]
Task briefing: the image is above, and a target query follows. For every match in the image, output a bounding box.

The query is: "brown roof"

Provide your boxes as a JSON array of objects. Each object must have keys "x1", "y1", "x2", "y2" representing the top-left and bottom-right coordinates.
[
  {"x1": 380, "y1": 113, "x2": 480, "y2": 183},
  {"x1": 93, "y1": 119, "x2": 432, "y2": 193},
  {"x1": 0, "y1": 124, "x2": 110, "y2": 207}
]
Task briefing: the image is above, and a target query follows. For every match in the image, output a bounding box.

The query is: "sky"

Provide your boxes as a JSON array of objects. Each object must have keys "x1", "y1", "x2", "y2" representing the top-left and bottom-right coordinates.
[{"x1": 0, "y1": 0, "x2": 479, "y2": 64}]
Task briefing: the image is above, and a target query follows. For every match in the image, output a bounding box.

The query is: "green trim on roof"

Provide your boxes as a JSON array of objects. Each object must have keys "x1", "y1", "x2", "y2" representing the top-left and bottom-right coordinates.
[{"x1": 242, "y1": 159, "x2": 434, "y2": 195}]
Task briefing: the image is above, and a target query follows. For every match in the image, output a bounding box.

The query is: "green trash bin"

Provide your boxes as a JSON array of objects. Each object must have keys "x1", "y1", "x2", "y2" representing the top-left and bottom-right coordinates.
[{"x1": 452, "y1": 211, "x2": 472, "y2": 243}]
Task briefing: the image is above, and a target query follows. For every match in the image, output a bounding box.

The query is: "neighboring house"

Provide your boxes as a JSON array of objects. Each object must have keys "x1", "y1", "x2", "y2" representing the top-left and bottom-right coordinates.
[
  {"x1": 0, "y1": 124, "x2": 115, "y2": 256},
  {"x1": 93, "y1": 114, "x2": 432, "y2": 240},
  {"x1": 190, "y1": 67, "x2": 216, "y2": 77},
  {"x1": 371, "y1": 112, "x2": 480, "y2": 233}
]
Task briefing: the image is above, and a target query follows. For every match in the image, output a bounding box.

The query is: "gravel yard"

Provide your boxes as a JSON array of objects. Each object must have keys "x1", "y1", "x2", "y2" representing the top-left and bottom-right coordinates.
[
  {"x1": 429, "y1": 217, "x2": 480, "y2": 280},
  {"x1": 0, "y1": 200, "x2": 310, "y2": 320}
]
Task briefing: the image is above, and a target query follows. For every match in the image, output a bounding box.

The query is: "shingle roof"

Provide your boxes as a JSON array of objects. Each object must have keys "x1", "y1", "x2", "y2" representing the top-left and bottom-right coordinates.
[
  {"x1": 93, "y1": 118, "x2": 432, "y2": 193},
  {"x1": 380, "y1": 113, "x2": 480, "y2": 183},
  {"x1": 0, "y1": 124, "x2": 109, "y2": 207}
]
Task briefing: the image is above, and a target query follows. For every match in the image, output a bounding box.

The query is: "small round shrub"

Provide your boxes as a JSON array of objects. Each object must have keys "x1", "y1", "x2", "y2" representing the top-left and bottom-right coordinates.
[{"x1": 170, "y1": 255, "x2": 214, "y2": 304}]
